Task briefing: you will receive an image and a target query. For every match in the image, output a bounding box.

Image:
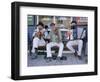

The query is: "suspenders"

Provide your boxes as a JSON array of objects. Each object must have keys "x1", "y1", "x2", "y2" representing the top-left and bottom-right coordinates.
[
  {"x1": 80, "y1": 28, "x2": 86, "y2": 39},
  {"x1": 68, "y1": 27, "x2": 86, "y2": 41}
]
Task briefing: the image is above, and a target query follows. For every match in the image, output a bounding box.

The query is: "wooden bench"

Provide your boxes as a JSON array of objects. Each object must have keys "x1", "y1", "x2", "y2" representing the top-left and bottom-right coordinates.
[
  {"x1": 29, "y1": 38, "x2": 78, "y2": 56},
  {"x1": 37, "y1": 46, "x2": 70, "y2": 51},
  {"x1": 37, "y1": 46, "x2": 70, "y2": 60},
  {"x1": 37, "y1": 45, "x2": 78, "y2": 55}
]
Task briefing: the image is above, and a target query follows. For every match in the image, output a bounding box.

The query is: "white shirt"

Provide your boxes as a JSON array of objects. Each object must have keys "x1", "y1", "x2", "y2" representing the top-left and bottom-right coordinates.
[{"x1": 32, "y1": 28, "x2": 45, "y2": 37}]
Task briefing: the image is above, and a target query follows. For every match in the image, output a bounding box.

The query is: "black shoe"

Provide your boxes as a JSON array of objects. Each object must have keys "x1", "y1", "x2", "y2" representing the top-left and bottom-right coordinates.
[
  {"x1": 74, "y1": 51, "x2": 78, "y2": 57},
  {"x1": 52, "y1": 55, "x2": 57, "y2": 60},
  {"x1": 77, "y1": 55, "x2": 82, "y2": 60},
  {"x1": 56, "y1": 57, "x2": 62, "y2": 62},
  {"x1": 31, "y1": 53, "x2": 37, "y2": 59},
  {"x1": 60, "y1": 56, "x2": 67, "y2": 60},
  {"x1": 46, "y1": 57, "x2": 52, "y2": 62}
]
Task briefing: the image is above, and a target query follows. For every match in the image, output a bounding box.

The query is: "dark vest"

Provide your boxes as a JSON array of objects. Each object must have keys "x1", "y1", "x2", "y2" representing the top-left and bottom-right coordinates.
[{"x1": 71, "y1": 25, "x2": 77, "y2": 40}]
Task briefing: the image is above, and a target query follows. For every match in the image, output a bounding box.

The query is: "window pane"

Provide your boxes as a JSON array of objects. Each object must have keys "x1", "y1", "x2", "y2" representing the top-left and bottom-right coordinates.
[{"x1": 28, "y1": 15, "x2": 33, "y2": 26}]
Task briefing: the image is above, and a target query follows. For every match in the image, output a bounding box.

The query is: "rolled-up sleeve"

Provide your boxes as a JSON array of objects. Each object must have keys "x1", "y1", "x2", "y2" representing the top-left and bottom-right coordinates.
[{"x1": 58, "y1": 30, "x2": 62, "y2": 41}]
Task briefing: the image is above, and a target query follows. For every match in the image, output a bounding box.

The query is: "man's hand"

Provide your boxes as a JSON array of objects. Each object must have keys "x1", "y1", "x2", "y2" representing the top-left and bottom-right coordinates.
[{"x1": 57, "y1": 40, "x2": 62, "y2": 43}]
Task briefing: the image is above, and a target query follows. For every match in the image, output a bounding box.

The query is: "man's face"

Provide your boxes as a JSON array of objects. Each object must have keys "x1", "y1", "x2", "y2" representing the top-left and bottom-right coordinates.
[
  {"x1": 51, "y1": 25, "x2": 56, "y2": 31},
  {"x1": 71, "y1": 23, "x2": 76, "y2": 26},
  {"x1": 38, "y1": 25, "x2": 43, "y2": 31}
]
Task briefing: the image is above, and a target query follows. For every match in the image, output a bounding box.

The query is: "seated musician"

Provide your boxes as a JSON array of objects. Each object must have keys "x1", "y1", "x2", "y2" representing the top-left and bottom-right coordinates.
[
  {"x1": 46, "y1": 23, "x2": 64, "y2": 62},
  {"x1": 31, "y1": 22, "x2": 46, "y2": 59},
  {"x1": 66, "y1": 21, "x2": 83, "y2": 60}
]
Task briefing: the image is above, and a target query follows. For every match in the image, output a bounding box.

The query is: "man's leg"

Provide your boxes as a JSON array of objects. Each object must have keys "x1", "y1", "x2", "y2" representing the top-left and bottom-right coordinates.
[
  {"x1": 38, "y1": 38, "x2": 46, "y2": 46},
  {"x1": 66, "y1": 41, "x2": 75, "y2": 53},
  {"x1": 31, "y1": 37, "x2": 39, "y2": 53},
  {"x1": 46, "y1": 42, "x2": 54, "y2": 62},
  {"x1": 46, "y1": 42, "x2": 53, "y2": 58},
  {"x1": 77, "y1": 40, "x2": 83, "y2": 56},
  {"x1": 31, "y1": 37, "x2": 39, "y2": 59},
  {"x1": 57, "y1": 42, "x2": 64, "y2": 57},
  {"x1": 74, "y1": 40, "x2": 83, "y2": 60}
]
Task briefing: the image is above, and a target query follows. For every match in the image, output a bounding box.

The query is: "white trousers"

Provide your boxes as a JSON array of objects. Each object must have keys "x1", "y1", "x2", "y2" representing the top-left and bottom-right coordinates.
[
  {"x1": 66, "y1": 40, "x2": 83, "y2": 56},
  {"x1": 31, "y1": 37, "x2": 46, "y2": 53},
  {"x1": 46, "y1": 42, "x2": 64, "y2": 57}
]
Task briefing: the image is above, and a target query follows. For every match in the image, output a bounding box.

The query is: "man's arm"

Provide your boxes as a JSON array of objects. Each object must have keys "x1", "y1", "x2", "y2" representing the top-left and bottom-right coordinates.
[{"x1": 58, "y1": 30, "x2": 62, "y2": 42}]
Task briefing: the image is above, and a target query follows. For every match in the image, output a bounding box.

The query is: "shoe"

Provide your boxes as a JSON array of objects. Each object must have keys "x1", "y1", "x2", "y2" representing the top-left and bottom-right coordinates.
[
  {"x1": 77, "y1": 55, "x2": 82, "y2": 60},
  {"x1": 31, "y1": 53, "x2": 37, "y2": 59},
  {"x1": 56, "y1": 57, "x2": 62, "y2": 62},
  {"x1": 52, "y1": 55, "x2": 57, "y2": 60},
  {"x1": 46, "y1": 57, "x2": 52, "y2": 63},
  {"x1": 60, "y1": 56, "x2": 67, "y2": 60},
  {"x1": 74, "y1": 51, "x2": 78, "y2": 57}
]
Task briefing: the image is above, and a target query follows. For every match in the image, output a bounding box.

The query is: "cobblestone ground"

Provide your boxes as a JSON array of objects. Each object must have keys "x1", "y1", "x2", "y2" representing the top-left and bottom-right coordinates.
[{"x1": 27, "y1": 51, "x2": 88, "y2": 67}]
